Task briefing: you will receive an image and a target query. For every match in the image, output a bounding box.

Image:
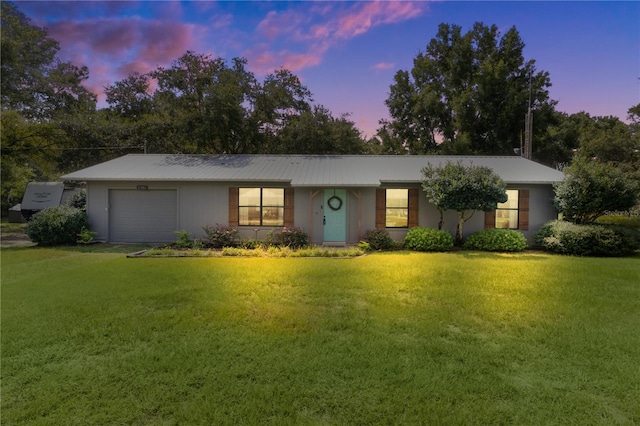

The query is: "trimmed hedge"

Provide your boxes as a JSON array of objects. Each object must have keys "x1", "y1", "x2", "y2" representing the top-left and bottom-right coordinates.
[
  {"x1": 363, "y1": 229, "x2": 395, "y2": 250},
  {"x1": 535, "y1": 220, "x2": 638, "y2": 257},
  {"x1": 26, "y1": 206, "x2": 90, "y2": 246},
  {"x1": 404, "y1": 227, "x2": 454, "y2": 252},
  {"x1": 463, "y1": 229, "x2": 528, "y2": 252}
]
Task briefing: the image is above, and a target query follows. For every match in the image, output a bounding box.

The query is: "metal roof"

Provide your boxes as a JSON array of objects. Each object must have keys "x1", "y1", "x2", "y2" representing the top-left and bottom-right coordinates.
[{"x1": 61, "y1": 154, "x2": 565, "y2": 186}]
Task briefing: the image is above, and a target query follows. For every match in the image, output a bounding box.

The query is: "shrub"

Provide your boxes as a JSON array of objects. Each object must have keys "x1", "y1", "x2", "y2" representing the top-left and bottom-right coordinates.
[
  {"x1": 279, "y1": 227, "x2": 309, "y2": 249},
  {"x1": 357, "y1": 241, "x2": 372, "y2": 252},
  {"x1": 595, "y1": 215, "x2": 640, "y2": 229},
  {"x1": 202, "y1": 224, "x2": 239, "y2": 248},
  {"x1": 263, "y1": 227, "x2": 309, "y2": 249},
  {"x1": 598, "y1": 225, "x2": 640, "y2": 252},
  {"x1": 26, "y1": 206, "x2": 90, "y2": 246},
  {"x1": 363, "y1": 229, "x2": 394, "y2": 250},
  {"x1": 174, "y1": 230, "x2": 195, "y2": 249},
  {"x1": 404, "y1": 227, "x2": 454, "y2": 252},
  {"x1": 65, "y1": 189, "x2": 87, "y2": 210},
  {"x1": 553, "y1": 159, "x2": 639, "y2": 224},
  {"x1": 463, "y1": 229, "x2": 528, "y2": 252},
  {"x1": 76, "y1": 227, "x2": 97, "y2": 244},
  {"x1": 238, "y1": 238, "x2": 263, "y2": 249},
  {"x1": 535, "y1": 220, "x2": 637, "y2": 257}
]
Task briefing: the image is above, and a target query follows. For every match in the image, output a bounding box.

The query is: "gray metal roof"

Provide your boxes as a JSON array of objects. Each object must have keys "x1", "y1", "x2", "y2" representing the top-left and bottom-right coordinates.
[{"x1": 61, "y1": 154, "x2": 565, "y2": 186}]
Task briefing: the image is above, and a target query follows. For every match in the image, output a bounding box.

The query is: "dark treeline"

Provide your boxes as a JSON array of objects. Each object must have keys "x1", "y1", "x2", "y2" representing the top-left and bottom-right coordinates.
[{"x1": 2, "y1": 2, "x2": 638, "y2": 213}]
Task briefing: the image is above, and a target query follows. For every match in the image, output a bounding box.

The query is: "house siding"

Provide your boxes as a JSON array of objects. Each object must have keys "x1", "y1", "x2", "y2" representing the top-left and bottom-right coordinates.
[
  {"x1": 87, "y1": 181, "x2": 229, "y2": 242},
  {"x1": 85, "y1": 181, "x2": 557, "y2": 244}
]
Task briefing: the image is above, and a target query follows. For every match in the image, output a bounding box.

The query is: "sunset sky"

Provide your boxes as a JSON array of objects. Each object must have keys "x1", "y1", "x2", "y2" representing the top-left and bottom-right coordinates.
[{"x1": 17, "y1": 1, "x2": 640, "y2": 137}]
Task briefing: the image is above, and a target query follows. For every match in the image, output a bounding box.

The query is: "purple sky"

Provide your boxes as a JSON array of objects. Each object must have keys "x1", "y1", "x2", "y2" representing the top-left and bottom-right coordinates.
[{"x1": 17, "y1": 1, "x2": 640, "y2": 137}]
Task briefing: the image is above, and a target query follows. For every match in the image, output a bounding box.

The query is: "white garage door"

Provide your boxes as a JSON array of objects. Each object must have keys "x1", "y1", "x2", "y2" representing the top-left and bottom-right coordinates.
[{"x1": 109, "y1": 189, "x2": 177, "y2": 243}]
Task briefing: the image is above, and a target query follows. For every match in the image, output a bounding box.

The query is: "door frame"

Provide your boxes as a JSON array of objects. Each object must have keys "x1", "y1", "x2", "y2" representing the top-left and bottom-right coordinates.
[{"x1": 323, "y1": 189, "x2": 347, "y2": 244}]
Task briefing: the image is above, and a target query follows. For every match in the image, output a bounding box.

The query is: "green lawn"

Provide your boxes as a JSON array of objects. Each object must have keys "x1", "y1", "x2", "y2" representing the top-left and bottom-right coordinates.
[{"x1": 2, "y1": 248, "x2": 639, "y2": 425}]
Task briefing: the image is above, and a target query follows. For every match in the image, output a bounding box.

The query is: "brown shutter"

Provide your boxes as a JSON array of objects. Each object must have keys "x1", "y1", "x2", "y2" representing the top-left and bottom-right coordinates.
[
  {"x1": 284, "y1": 187, "x2": 294, "y2": 227},
  {"x1": 229, "y1": 187, "x2": 239, "y2": 227},
  {"x1": 484, "y1": 210, "x2": 495, "y2": 229},
  {"x1": 375, "y1": 188, "x2": 386, "y2": 229},
  {"x1": 408, "y1": 188, "x2": 419, "y2": 228},
  {"x1": 518, "y1": 189, "x2": 529, "y2": 230}
]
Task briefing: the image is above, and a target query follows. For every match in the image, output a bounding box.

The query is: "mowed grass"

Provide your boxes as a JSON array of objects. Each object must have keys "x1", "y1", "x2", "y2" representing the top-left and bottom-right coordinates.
[{"x1": 2, "y1": 248, "x2": 639, "y2": 425}]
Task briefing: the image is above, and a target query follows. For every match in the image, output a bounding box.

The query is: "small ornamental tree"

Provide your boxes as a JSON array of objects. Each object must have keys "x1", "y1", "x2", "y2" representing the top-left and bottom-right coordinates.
[
  {"x1": 553, "y1": 159, "x2": 639, "y2": 224},
  {"x1": 421, "y1": 161, "x2": 508, "y2": 245}
]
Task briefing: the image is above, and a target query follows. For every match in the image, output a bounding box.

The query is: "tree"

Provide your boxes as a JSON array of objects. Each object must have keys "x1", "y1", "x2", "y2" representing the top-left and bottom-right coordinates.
[
  {"x1": 277, "y1": 105, "x2": 366, "y2": 154},
  {"x1": 384, "y1": 22, "x2": 555, "y2": 155},
  {"x1": 1, "y1": 2, "x2": 96, "y2": 119},
  {"x1": 367, "y1": 120, "x2": 409, "y2": 154},
  {"x1": 106, "y1": 52, "x2": 315, "y2": 155},
  {"x1": 574, "y1": 114, "x2": 639, "y2": 173},
  {"x1": 421, "y1": 161, "x2": 507, "y2": 245},
  {"x1": 553, "y1": 158, "x2": 639, "y2": 224},
  {"x1": 1, "y1": 2, "x2": 97, "y2": 213},
  {"x1": 1, "y1": 1, "x2": 58, "y2": 117},
  {"x1": 105, "y1": 72, "x2": 154, "y2": 118}
]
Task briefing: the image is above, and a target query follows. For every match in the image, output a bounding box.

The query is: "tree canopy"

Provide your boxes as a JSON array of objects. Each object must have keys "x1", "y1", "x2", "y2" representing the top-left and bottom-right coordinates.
[
  {"x1": 553, "y1": 158, "x2": 639, "y2": 224},
  {"x1": 1, "y1": 2, "x2": 96, "y2": 119},
  {"x1": 421, "y1": 161, "x2": 507, "y2": 244},
  {"x1": 383, "y1": 22, "x2": 555, "y2": 156},
  {"x1": 1, "y1": 1, "x2": 637, "y2": 221},
  {"x1": 103, "y1": 51, "x2": 368, "y2": 156},
  {"x1": 0, "y1": 2, "x2": 368, "y2": 213},
  {"x1": 1, "y1": 2, "x2": 97, "y2": 212},
  {"x1": 276, "y1": 105, "x2": 366, "y2": 154}
]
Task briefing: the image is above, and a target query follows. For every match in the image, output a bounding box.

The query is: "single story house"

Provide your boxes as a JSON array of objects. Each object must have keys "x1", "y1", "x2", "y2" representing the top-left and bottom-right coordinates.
[{"x1": 61, "y1": 154, "x2": 565, "y2": 245}]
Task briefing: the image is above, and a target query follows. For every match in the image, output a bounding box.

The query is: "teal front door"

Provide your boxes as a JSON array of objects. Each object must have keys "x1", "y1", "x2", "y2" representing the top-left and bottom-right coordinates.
[{"x1": 323, "y1": 189, "x2": 347, "y2": 243}]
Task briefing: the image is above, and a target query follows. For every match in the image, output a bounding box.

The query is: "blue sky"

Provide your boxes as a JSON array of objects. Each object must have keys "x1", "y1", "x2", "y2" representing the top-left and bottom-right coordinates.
[{"x1": 17, "y1": 1, "x2": 640, "y2": 137}]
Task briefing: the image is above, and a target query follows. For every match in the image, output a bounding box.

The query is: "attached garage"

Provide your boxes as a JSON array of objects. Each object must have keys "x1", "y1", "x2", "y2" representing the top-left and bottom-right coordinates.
[{"x1": 108, "y1": 189, "x2": 177, "y2": 243}]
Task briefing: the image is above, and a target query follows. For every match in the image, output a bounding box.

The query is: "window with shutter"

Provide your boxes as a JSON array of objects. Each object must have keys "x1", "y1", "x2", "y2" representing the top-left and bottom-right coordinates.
[
  {"x1": 236, "y1": 187, "x2": 286, "y2": 226},
  {"x1": 485, "y1": 189, "x2": 529, "y2": 230},
  {"x1": 377, "y1": 188, "x2": 419, "y2": 228}
]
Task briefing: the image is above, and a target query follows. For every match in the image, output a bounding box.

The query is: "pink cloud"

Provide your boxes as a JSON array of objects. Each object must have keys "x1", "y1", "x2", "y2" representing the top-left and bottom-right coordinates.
[
  {"x1": 48, "y1": 18, "x2": 195, "y2": 66},
  {"x1": 138, "y1": 20, "x2": 196, "y2": 64},
  {"x1": 20, "y1": 1, "x2": 133, "y2": 23},
  {"x1": 209, "y1": 13, "x2": 234, "y2": 30},
  {"x1": 335, "y1": 1, "x2": 426, "y2": 39},
  {"x1": 246, "y1": 43, "x2": 327, "y2": 75},
  {"x1": 54, "y1": 20, "x2": 196, "y2": 71},
  {"x1": 44, "y1": 16, "x2": 201, "y2": 106},
  {"x1": 301, "y1": 2, "x2": 426, "y2": 43},
  {"x1": 257, "y1": 9, "x2": 308, "y2": 41},
  {"x1": 250, "y1": 2, "x2": 427, "y2": 75},
  {"x1": 372, "y1": 62, "x2": 395, "y2": 71},
  {"x1": 116, "y1": 61, "x2": 156, "y2": 78}
]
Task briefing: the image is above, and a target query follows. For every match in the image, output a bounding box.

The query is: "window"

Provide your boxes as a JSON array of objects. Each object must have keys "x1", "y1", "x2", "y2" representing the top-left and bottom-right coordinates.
[
  {"x1": 385, "y1": 189, "x2": 409, "y2": 228},
  {"x1": 495, "y1": 190, "x2": 519, "y2": 229},
  {"x1": 239, "y1": 188, "x2": 284, "y2": 226}
]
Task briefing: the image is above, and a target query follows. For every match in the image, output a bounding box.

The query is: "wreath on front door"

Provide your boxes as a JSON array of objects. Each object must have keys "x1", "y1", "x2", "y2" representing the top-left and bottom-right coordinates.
[{"x1": 327, "y1": 195, "x2": 343, "y2": 211}]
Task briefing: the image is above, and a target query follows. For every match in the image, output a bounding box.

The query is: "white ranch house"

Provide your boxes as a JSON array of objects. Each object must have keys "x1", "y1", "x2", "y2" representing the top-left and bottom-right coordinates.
[{"x1": 61, "y1": 154, "x2": 565, "y2": 245}]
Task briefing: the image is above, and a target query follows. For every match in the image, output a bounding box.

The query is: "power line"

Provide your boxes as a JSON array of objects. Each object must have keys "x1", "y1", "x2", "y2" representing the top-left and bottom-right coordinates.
[{"x1": 1, "y1": 146, "x2": 143, "y2": 151}]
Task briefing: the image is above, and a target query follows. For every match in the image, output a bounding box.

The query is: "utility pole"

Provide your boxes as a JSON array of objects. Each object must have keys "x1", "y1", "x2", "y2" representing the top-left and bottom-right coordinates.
[{"x1": 523, "y1": 72, "x2": 533, "y2": 160}]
